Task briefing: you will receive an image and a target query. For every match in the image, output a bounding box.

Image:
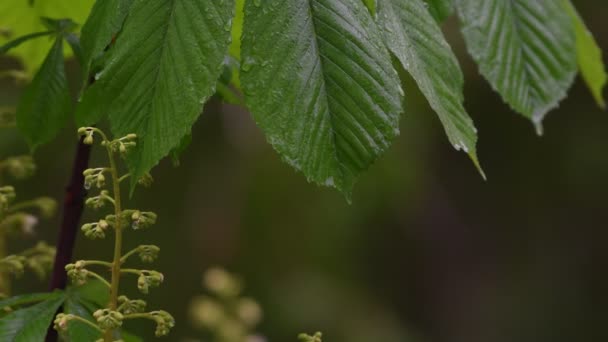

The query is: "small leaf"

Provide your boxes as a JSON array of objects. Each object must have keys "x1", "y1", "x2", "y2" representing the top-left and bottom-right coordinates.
[
  {"x1": 0, "y1": 292, "x2": 65, "y2": 342},
  {"x1": 423, "y1": 0, "x2": 453, "y2": 22},
  {"x1": 241, "y1": 0, "x2": 403, "y2": 197},
  {"x1": 378, "y1": 0, "x2": 482, "y2": 174},
  {"x1": 455, "y1": 0, "x2": 577, "y2": 133},
  {"x1": 16, "y1": 37, "x2": 72, "y2": 149},
  {"x1": 563, "y1": 0, "x2": 607, "y2": 109},
  {"x1": 81, "y1": 0, "x2": 235, "y2": 186}
]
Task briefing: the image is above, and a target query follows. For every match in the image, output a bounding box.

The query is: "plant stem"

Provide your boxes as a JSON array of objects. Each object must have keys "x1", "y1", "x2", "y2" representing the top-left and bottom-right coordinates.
[
  {"x1": 0, "y1": 230, "x2": 9, "y2": 297},
  {"x1": 105, "y1": 143, "x2": 123, "y2": 342},
  {"x1": 45, "y1": 138, "x2": 91, "y2": 342}
]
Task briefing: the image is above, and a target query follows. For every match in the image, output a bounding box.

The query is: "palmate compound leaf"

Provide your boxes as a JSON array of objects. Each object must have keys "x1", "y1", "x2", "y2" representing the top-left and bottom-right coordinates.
[
  {"x1": 377, "y1": 0, "x2": 482, "y2": 174},
  {"x1": 0, "y1": 291, "x2": 65, "y2": 342},
  {"x1": 241, "y1": 0, "x2": 403, "y2": 198},
  {"x1": 77, "y1": 0, "x2": 234, "y2": 185},
  {"x1": 563, "y1": 0, "x2": 607, "y2": 109},
  {"x1": 455, "y1": 0, "x2": 577, "y2": 134}
]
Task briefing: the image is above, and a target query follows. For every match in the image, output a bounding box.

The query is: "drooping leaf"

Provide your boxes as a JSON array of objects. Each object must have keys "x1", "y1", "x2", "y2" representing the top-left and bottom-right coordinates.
[
  {"x1": 79, "y1": 0, "x2": 134, "y2": 82},
  {"x1": 378, "y1": 0, "x2": 481, "y2": 173},
  {"x1": 80, "y1": 0, "x2": 234, "y2": 185},
  {"x1": 0, "y1": 292, "x2": 65, "y2": 341},
  {"x1": 241, "y1": 0, "x2": 403, "y2": 197},
  {"x1": 563, "y1": 0, "x2": 607, "y2": 109},
  {"x1": 423, "y1": 0, "x2": 453, "y2": 22},
  {"x1": 455, "y1": 0, "x2": 577, "y2": 133},
  {"x1": 16, "y1": 37, "x2": 72, "y2": 149},
  {"x1": 0, "y1": 0, "x2": 94, "y2": 74}
]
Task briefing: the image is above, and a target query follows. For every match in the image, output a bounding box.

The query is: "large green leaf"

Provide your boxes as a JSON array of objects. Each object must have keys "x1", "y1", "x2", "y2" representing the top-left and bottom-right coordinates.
[
  {"x1": 455, "y1": 0, "x2": 577, "y2": 133},
  {"x1": 79, "y1": 0, "x2": 134, "y2": 82},
  {"x1": 563, "y1": 0, "x2": 606, "y2": 109},
  {"x1": 79, "y1": 0, "x2": 234, "y2": 184},
  {"x1": 423, "y1": 0, "x2": 453, "y2": 22},
  {"x1": 0, "y1": 292, "x2": 65, "y2": 341},
  {"x1": 16, "y1": 37, "x2": 72, "y2": 149},
  {"x1": 378, "y1": 0, "x2": 481, "y2": 172},
  {"x1": 0, "y1": 0, "x2": 94, "y2": 74},
  {"x1": 241, "y1": 0, "x2": 403, "y2": 197}
]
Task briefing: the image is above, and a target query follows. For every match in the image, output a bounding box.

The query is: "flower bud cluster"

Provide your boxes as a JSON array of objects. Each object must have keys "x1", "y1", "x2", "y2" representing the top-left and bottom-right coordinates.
[
  {"x1": 298, "y1": 332, "x2": 323, "y2": 342},
  {"x1": 3, "y1": 155, "x2": 36, "y2": 179},
  {"x1": 137, "y1": 270, "x2": 164, "y2": 294},
  {"x1": 0, "y1": 152, "x2": 57, "y2": 294},
  {"x1": 54, "y1": 128, "x2": 174, "y2": 340},
  {"x1": 190, "y1": 268, "x2": 264, "y2": 342},
  {"x1": 65, "y1": 261, "x2": 89, "y2": 285}
]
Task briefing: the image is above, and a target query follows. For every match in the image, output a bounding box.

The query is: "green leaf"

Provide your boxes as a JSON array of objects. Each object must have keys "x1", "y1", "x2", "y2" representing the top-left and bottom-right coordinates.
[
  {"x1": 16, "y1": 37, "x2": 72, "y2": 149},
  {"x1": 0, "y1": 31, "x2": 53, "y2": 55},
  {"x1": 63, "y1": 297, "x2": 101, "y2": 341},
  {"x1": 378, "y1": 0, "x2": 481, "y2": 173},
  {"x1": 563, "y1": 0, "x2": 607, "y2": 109},
  {"x1": 79, "y1": 0, "x2": 134, "y2": 81},
  {"x1": 122, "y1": 330, "x2": 143, "y2": 342},
  {"x1": 241, "y1": 0, "x2": 403, "y2": 197},
  {"x1": 0, "y1": 0, "x2": 95, "y2": 74},
  {"x1": 423, "y1": 0, "x2": 453, "y2": 22},
  {"x1": 363, "y1": 0, "x2": 376, "y2": 15},
  {"x1": 0, "y1": 292, "x2": 65, "y2": 342},
  {"x1": 81, "y1": 0, "x2": 235, "y2": 185},
  {"x1": 0, "y1": 292, "x2": 56, "y2": 309},
  {"x1": 455, "y1": 0, "x2": 577, "y2": 133}
]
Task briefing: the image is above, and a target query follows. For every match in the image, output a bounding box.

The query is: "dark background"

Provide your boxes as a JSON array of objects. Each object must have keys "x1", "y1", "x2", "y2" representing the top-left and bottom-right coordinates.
[{"x1": 1, "y1": 2, "x2": 607, "y2": 341}]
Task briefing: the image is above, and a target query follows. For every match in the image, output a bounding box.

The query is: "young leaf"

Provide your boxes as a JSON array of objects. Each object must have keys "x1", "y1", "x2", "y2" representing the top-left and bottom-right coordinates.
[
  {"x1": 16, "y1": 37, "x2": 72, "y2": 149},
  {"x1": 241, "y1": 0, "x2": 403, "y2": 197},
  {"x1": 79, "y1": 0, "x2": 134, "y2": 82},
  {"x1": 423, "y1": 0, "x2": 453, "y2": 22},
  {"x1": 377, "y1": 0, "x2": 481, "y2": 173},
  {"x1": 0, "y1": 0, "x2": 94, "y2": 74},
  {"x1": 81, "y1": 0, "x2": 234, "y2": 185},
  {"x1": 455, "y1": 0, "x2": 577, "y2": 133},
  {"x1": 563, "y1": 0, "x2": 607, "y2": 109},
  {"x1": 0, "y1": 292, "x2": 65, "y2": 341}
]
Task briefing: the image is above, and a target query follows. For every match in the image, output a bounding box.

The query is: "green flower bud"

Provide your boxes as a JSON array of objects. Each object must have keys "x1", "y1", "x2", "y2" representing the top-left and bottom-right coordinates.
[
  {"x1": 298, "y1": 332, "x2": 323, "y2": 342},
  {"x1": 138, "y1": 245, "x2": 160, "y2": 263},
  {"x1": 0, "y1": 255, "x2": 26, "y2": 276},
  {"x1": 117, "y1": 295, "x2": 147, "y2": 314},
  {"x1": 137, "y1": 270, "x2": 164, "y2": 294},
  {"x1": 150, "y1": 310, "x2": 175, "y2": 337},
  {"x1": 137, "y1": 173, "x2": 154, "y2": 187},
  {"x1": 94, "y1": 309, "x2": 124, "y2": 329},
  {"x1": 53, "y1": 313, "x2": 74, "y2": 332},
  {"x1": 4, "y1": 155, "x2": 36, "y2": 179},
  {"x1": 65, "y1": 262, "x2": 88, "y2": 285},
  {"x1": 35, "y1": 197, "x2": 57, "y2": 218}
]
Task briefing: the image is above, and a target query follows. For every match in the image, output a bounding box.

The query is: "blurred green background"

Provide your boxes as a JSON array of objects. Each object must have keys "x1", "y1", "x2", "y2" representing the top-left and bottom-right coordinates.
[{"x1": 1, "y1": 2, "x2": 607, "y2": 341}]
